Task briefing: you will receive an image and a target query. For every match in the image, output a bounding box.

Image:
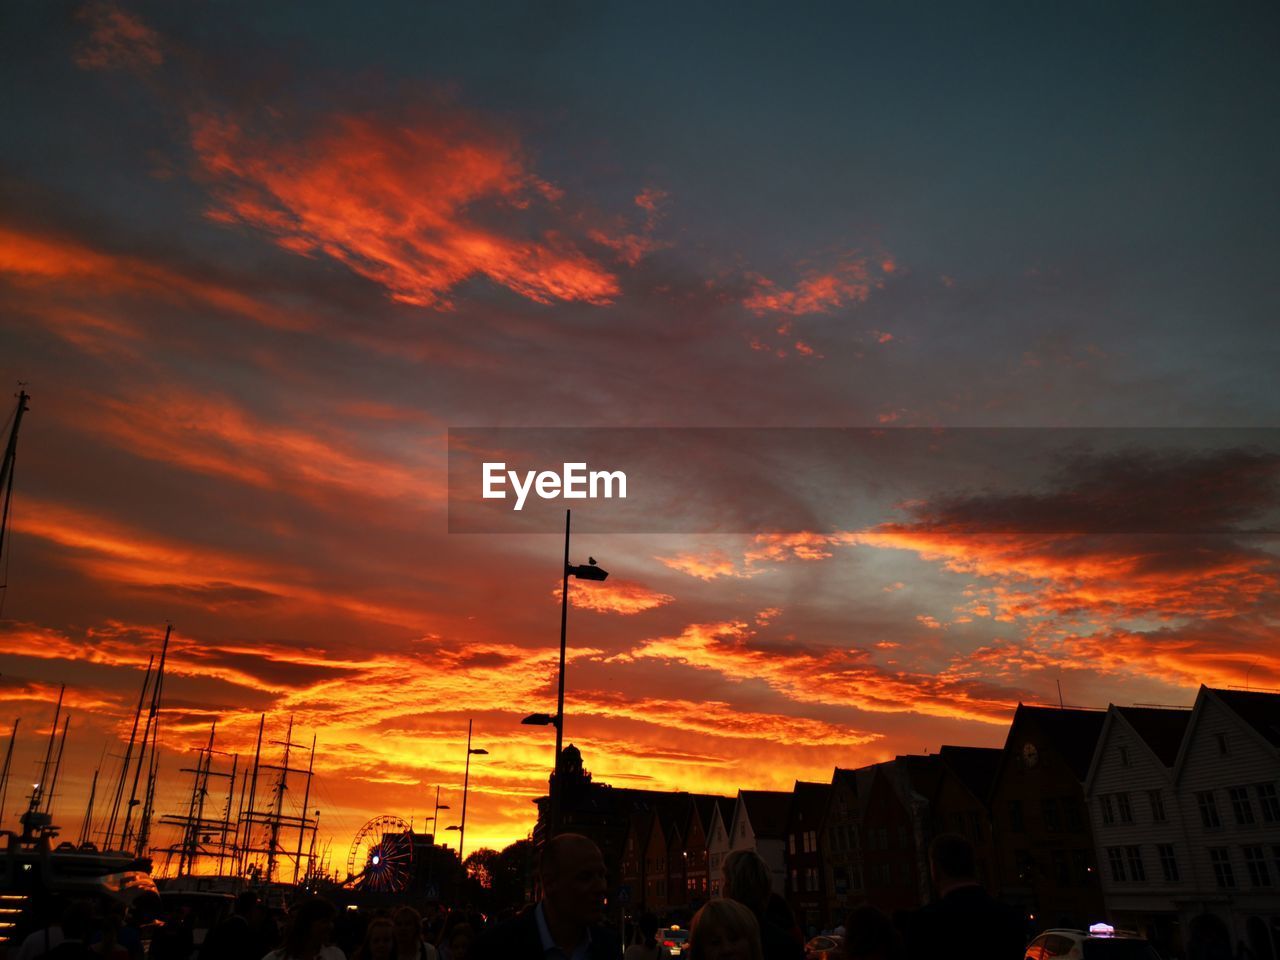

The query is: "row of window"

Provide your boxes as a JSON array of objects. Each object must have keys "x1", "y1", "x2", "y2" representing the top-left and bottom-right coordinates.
[
  {"x1": 1196, "y1": 784, "x2": 1280, "y2": 828},
  {"x1": 1096, "y1": 782, "x2": 1278, "y2": 828},
  {"x1": 788, "y1": 829, "x2": 819, "y2": 855},
  {"x1": 1106, "y1": 843, "x2": 1280, "y2": 889}
]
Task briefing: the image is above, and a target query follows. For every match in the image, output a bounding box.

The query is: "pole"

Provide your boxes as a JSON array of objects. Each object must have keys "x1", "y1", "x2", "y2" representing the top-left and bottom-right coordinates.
[
  {"x1": 460, "y1": 720, "x2": 473, "y2": 863},
  {"x1": 0, "y1": 391, "x2": 30, "y2": 576},
  {"x1": 105, "y1": 656, "x2": 151, "y2": 848},
  {"x1": 292, "y1": 734, "x2": 315, "y2": 884},
  {"x1": 552, "y1": 509, "x2": 570, "y2": 835},
  {"x1": 0, "y1": 718, "x2": 18, "y2": 831}
]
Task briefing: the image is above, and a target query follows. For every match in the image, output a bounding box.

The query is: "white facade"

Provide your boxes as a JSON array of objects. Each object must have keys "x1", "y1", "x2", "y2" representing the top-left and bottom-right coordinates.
[
  {"x1": 1083, "y1": 705, "x2": 1193, "y2": 943},
  {"x1": 1172, "y1": 688, "x2": 1280, "y2": 953}
]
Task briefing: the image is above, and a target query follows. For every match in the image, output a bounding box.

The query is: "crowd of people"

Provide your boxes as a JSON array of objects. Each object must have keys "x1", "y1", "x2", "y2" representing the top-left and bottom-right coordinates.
[{"x1": 9, "y1": 830, "x2": 1236, "y2": 959}]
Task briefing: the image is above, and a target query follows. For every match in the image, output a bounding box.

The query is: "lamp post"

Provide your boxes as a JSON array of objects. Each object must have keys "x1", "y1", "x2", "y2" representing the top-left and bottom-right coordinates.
[
  {"x1": 458, "y1": 719, "x2": 487, "y2": 862},
  {"x1": 523, "y1": 509, "x2": 607, "y2": 838}
]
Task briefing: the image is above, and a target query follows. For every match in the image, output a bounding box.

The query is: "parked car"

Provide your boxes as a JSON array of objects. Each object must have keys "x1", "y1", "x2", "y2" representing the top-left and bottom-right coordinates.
[
  {"x1": 1025, "y1": 925, "x2": 1161, "y2": 959},
  {"x1": 805, "y1": 933, "x2": 845, "y2": 959}
]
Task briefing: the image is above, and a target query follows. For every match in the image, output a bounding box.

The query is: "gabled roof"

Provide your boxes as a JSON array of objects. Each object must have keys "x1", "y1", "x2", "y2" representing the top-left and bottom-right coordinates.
[
  {"x1": 1009, "y1": 704, "x2": 1107, "y2": 781},
  {"x1": 1174, "y1": 686, "x2": 1280, "y2": 781},
  {"x1": 1213, "y1": 688, "x2": 1280, "y2": 749},
  {"x1": 738, "y1": 790, "x2": 792, "y2": 839},
  {"x1": 1116, "y1": 706, "x2": 1192, "y2": 766},
  {"x1": 788, "y1": 781, "x2": 831, "y2": 829},
  {"x1": 937, "y1": 745, "x2": 1002, "y2": 803}
]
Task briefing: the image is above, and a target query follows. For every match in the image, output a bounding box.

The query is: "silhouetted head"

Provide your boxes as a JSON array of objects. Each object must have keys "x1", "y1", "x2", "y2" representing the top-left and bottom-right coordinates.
[
  {"x1": 540, "y1": 833, "x2": 607, "y2": 929},
  {"x1": 721, "y1": 849, "x2": 772, "y2": 913},
  {"x1": 690, "y1": 898, "x2": 762, "y2": 960}
]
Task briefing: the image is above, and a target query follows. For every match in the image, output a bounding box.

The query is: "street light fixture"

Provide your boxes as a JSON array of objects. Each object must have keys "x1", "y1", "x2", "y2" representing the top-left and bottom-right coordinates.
[
  {"x1": 458, "y1": 719, "x2": 487, "y2": 862},
  {"x1": 530, "y1": 509, "x2": 607, "y2": 838}
]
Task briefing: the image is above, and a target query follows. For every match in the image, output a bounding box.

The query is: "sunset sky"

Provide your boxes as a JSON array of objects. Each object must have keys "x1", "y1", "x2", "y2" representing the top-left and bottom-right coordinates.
[{"x1": 1, "y1": 2, "x2": 1278, "y2": 871}]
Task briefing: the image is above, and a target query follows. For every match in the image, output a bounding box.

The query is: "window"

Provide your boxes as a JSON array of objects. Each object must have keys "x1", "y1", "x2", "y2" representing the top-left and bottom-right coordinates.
[
  {"x1": 1099, "y1": 795, "x2": 1115, "y2": 826},
  {"x1": 1230, "y1": 787, "x2": 1255, "y2": 825},
  {"x1": 1043, "y1": 798, "x2": 1061, "y2": 832},
  {"x1": 1116, "y1": 792, "x2": 1133, "y2": 824},
  {"x1": 789, "y1": 835, "x2": 796, "y2": 855},
  {"x1": 1243, "y1": 846, "x2": 1271, "y2": 887},
  {"x1": 1157, "y1": 844, "x2": 1179, "y2": 882},
  {"x1": 1257, "y1": 783, "x2": 1280, "y2": 822},
  {"x1": 1216, "y1": 732, "x2": 1229, "y2": 755},
  {"x1": 1209, "y1": 848, "x2": 1235, "y2": 888},
  {"x1": 806, "y1": 867, "x2": 819, "y2": 892},
  {"x1": 1125, "y1": 845, "x2": 1145, "y2": 882},
  {"x1": 808, "y1": 830, "x2": 817, "y2": 852},
  {"x1": 1119, "y1": 745, "x2": 1130, "y2": 767},
  {"x1": 1198, "y1": 791, "x2": 1222, "y2": 829},
  {"x1": 1107, "y1": 846, "x2": 1126, "y2": 881},
  {"x1": 1149, "y1": 789, "x2": 1166, "y2": 822}
]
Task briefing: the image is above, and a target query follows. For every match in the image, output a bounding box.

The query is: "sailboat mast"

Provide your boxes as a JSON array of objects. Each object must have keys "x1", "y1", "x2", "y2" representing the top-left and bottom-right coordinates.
[
  {"x1": 0, "y1": 390, "x2": 30, "y2": 578},
  {"x1": 122, "y1": 625, "x2": 169, "y2": 850},
  {"x1": 238, "y1": 715, "x2": 264, "y2": 877},
  {"x1": 105, "y1": 656, "x2": 152, "y2": 848},
  {"x1": 33, "y1": 685, "x2": 65, "y2": 813},
  {"x1": 42, "y1": 715, "x2": 70, "y2": 816},
  {"x1": 79, "y1": 766, "x2": 100, "y2": 846},
  {"x1": 266, "y1": 714, "x2": 293, "y2": 883},
  {"x1": 0, "y1": 718, "x2": 19, "y2": 831},
  {"x1": 292, "y1": 733, "x2": 316, "y2": 884}
]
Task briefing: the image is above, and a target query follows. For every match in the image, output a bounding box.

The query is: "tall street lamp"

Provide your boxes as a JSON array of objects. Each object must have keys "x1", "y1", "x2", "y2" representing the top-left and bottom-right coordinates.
[
  {"x1": 458, "y1": 719, "x2": 487, "y2": 862},
  {"x1": 523, "y1": 509, "x2": 606, "y2": 837}
]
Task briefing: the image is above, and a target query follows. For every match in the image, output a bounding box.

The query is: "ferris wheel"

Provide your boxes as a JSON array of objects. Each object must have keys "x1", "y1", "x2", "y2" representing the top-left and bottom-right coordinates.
[{"x1": 346, "y1": 815, "x2": 414, "y2": 893}]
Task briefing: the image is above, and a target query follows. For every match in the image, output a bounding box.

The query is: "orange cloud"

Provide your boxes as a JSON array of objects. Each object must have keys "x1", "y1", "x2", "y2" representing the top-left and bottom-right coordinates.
[
  {"x1": 561, "y1": 579, "x2": 675, "y2": 615},
  {"x1": 744, "y1": 254, "x2": 891, "y2": 316},
  {"x1": 612, "y1": 618, "x2": 1022, "y2": 724},
  {"x1": 190, "y1": 111, "x2": 619, "y2": 309},
  {"x1": 11, "y1": 499, "x2": 430, "y2": 626},
  {"x1": 0, "y1": 223, "x2": 306, "y2": 330},
  {"x1": 78, "y1": 385, "x2": 444, "y2": 508}
]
